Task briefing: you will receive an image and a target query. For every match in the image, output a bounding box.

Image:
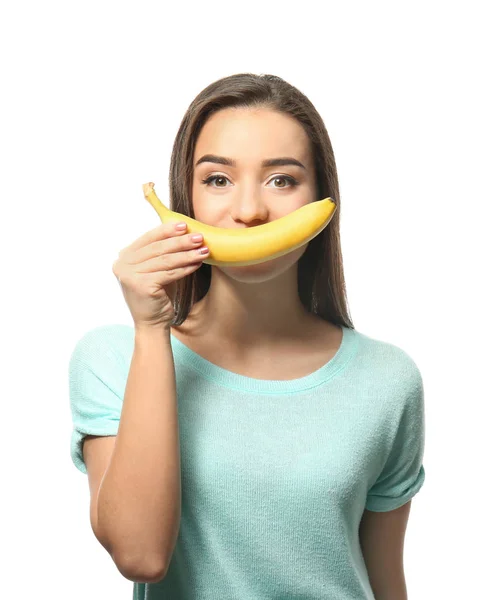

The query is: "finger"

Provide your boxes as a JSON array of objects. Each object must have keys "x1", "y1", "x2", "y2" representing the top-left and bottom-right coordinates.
[
  {"x1": 126, "y1": 220, "x2": 188, "y2": 253},
  {"x1": 131, "y1": 231, "x2": 204, "y2": 265},
  {"x1": 137, "y1": 246, "x2": 209, "y2": 274},
  {"x1": 118, "y1": 256, "x2": 204, "y2": 288}
]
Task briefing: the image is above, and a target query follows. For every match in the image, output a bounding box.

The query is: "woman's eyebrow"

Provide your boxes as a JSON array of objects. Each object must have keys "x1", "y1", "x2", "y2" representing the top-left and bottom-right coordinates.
[{"x1": 195, "y1": 154, "x2": 307, "y2": 170}]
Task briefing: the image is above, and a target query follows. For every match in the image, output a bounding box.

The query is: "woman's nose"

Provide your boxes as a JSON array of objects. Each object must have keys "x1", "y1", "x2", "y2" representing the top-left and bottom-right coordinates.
[{"x1": 231, "y1": 188, "x2": 269, "y2": 225}]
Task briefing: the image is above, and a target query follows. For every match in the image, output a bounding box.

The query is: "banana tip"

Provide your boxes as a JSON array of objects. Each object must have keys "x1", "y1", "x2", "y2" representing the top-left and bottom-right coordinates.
[{"x1": 142, "y1": 182, "x2": 155, "y2": 197}]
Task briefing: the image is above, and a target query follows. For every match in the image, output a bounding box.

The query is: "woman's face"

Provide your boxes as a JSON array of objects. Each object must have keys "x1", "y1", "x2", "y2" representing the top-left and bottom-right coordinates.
[{"x1": 191, "y1": 107, "x2": 318, "y2": 281}]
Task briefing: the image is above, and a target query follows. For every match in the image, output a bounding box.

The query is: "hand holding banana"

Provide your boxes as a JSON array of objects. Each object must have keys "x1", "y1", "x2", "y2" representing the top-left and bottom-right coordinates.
[{"x1": 142, "y1": 182, "x2": 337, "y2": 267}]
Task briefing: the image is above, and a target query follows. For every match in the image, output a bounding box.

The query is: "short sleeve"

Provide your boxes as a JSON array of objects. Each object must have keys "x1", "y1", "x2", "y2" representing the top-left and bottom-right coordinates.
[
  {"x1": 365, "y1": 363, "x2": 426, "y2": 512},
  {"x1": 68, "y1": 326, "x2": 127, "y2": 474}
]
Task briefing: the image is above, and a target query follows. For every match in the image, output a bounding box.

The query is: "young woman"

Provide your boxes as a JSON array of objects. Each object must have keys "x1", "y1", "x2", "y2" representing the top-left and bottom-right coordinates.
[{"x1": 69, "y1": 73, "x2": 426, "y2": 600}]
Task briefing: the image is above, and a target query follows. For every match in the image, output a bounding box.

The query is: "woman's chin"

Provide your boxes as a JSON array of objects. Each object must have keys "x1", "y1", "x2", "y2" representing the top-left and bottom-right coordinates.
[{"x1": 219, "y1": 246, "x2": 306, "y2": 283}]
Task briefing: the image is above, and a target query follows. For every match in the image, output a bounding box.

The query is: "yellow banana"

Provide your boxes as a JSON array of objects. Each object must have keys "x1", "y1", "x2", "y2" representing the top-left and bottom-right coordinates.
[{"x1": 142, "y1": 182, "x2": 337, "y2": 267}]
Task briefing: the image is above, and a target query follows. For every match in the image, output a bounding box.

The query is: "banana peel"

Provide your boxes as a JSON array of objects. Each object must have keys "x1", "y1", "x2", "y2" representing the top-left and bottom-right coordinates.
[{"x1": 142, "y1": 182, "x2": 336, "y2": 267}]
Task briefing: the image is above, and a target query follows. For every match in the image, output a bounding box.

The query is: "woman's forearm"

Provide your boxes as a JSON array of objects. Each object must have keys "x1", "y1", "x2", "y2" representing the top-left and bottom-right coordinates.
[{"x1": 96, "y1": 326, "x2": 181, "y2": 580}]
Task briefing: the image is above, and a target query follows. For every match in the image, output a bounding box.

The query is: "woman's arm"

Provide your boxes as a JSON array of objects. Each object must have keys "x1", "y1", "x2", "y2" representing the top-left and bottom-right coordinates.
[
  {"x1": 96, "y1": 326, "x2": 182, "y2": 582},
  {"x1": 359, "y1": 500, "x2": 412, "y2": 600}
]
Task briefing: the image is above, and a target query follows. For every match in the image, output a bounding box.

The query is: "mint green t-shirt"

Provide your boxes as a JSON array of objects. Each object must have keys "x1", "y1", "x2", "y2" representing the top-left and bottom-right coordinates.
[{"x1": 68, "y1": 323, "x2": 425, "y2": 600}]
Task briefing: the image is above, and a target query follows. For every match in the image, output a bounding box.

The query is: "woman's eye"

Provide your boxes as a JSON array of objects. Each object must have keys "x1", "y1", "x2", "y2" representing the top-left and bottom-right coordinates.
[
  {"x1": 270, "y1": 176, "x2": 296, "y2": 189},
  {"x1": 200, "y1": 175, "x2": 299, "y2": 189},
  {"x1": 201, "y1": 175, "x2": 231, "y2": 188}
]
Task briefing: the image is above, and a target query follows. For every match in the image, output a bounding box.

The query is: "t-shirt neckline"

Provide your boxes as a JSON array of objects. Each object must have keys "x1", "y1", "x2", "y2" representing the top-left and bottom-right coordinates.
[{"x1": 169, "y1": 325, "x2": 359, "y2": 395}]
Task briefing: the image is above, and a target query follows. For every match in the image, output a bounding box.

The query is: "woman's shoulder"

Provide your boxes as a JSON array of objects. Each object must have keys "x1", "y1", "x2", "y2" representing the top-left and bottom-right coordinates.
[
  {"x1": 351, "y1": 327, "x2": 423, "y2": 390},
  {"x1": 69, "y1": 323, "x2": 135, "y2": 367}
]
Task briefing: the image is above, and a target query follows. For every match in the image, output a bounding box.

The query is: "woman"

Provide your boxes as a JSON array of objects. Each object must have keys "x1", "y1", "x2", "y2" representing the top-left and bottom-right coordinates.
[{"x1": 69, "y1": 73, "x2": 426, "y2": 599}]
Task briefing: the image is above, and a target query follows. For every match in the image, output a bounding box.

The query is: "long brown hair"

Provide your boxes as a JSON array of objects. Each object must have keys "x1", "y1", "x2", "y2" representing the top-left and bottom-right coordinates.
[{"x1": 167, "y1": 73, "x2": 354, "y2": 330}]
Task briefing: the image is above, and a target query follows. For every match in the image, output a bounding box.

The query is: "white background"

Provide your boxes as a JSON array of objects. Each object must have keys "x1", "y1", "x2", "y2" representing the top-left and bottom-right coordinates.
[{"x1": 1, "y1": 0, "x2": 492, "y2": 598}]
